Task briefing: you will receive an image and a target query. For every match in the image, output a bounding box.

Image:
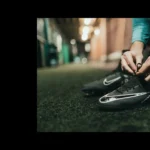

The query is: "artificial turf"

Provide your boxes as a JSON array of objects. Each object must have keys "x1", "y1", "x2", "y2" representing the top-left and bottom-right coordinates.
[{"x1": 37, "y1": 64, "x2": 150, "y2": 132}]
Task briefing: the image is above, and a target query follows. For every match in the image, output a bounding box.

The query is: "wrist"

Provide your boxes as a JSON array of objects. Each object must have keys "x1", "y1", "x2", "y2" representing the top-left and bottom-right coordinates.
[{"x1": 130, "y1": 41, "x2": 144, "y2": 53}]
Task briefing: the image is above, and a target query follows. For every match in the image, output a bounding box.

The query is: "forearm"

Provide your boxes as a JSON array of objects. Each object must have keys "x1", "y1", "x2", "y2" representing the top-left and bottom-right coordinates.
[
  {"x1": 131, "y1": 18, "x2": 150, "y2": 52},
  {"x1": 132, "y1": 18, "x2": 150, "y2": 45}
]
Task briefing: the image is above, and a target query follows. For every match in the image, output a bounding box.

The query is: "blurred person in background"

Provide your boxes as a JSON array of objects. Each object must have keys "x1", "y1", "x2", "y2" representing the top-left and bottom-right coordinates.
[{"x1": 121, "y1": 18, "x2": 150, "y2": 82}]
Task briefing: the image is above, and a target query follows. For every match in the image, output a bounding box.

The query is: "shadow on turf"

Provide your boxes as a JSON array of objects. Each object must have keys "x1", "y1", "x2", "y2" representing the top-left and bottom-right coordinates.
[{"x1": 114, "y1": 125, "x2": 145, "y2": 132}]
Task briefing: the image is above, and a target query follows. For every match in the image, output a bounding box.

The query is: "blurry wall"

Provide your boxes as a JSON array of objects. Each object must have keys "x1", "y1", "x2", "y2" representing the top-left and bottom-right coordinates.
[
  {"x1": 107, "y1": 18, "x2": 126, "y2": 54},
  {"x1": 99, "y1": 18, "x2": 107, "y2": 60},
  {"x1": 89, "y1": 18, "x2": 132, "y2": 61},
  {"x1": 90, "y1": 18, "x2": 107, "y2": 61},
  {"x1": 37, "y1": 18, "x2": 71, "y2": 67},
  {"x1": 124, "y1": 18, "x2": 132, "y2": 49},
  {"x1": 90, "y1": 32, "x2": 101, "y2": 60}
]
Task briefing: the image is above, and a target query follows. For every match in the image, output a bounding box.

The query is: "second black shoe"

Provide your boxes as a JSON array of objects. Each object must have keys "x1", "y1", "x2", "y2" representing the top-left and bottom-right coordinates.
[
  {"x1": 81, "y1": 50, "x2": 129, "y2": 96},
  {"x1": 99, "y1": 75, "x2": 150, "y2": 109},
  {"x1": 82, "y1": 71, "x2": 131, "y2": 96}
]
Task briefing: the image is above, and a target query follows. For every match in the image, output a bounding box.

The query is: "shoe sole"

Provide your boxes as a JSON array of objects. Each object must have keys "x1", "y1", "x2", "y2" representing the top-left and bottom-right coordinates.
[{"x1": 98, "y1": 95, "x2": 150, "y2": 110}]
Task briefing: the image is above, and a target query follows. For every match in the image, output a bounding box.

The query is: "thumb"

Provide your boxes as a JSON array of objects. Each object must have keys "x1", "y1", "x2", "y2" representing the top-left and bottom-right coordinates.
[{"x1": 136, "y1": 55, "x2": 143, "y2": 71}]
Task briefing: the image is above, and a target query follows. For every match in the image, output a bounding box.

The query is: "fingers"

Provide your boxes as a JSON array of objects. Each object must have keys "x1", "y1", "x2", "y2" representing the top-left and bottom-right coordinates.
[
  {"x1": 137, "y1": 63, "x2": 142, "y2": 71},
  {"x1": 145, "y1": 74, "x2": 150, "y2": 82},
  {"x1": 136, "y1": 55, "x2": 143, "y2": 71},
  {"x1": 137, "y1": 56, "x2": 150, "y2": 75},
  {"x1": 123, "y1": 52, "x2": 137, "y2": 72},
  {"x1": 136, "y1": 56, "x2": 150, "y2": 82},
  {"x1": 137, "y1": 63, "x2": 149, "y2": 74},
  {"x1": 121, "y1": 56, "x2": 135, "y2": 74}
]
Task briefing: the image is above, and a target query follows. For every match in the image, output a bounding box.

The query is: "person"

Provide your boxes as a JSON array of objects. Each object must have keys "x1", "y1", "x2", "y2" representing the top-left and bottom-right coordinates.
[
  {"x1": 97, "y1": 18, "x2": 150, "y2": 109},
  {"x1": 121, "y1": 18, "x2": 150, "y2": 82},
  {"x1": 82, "y1": 18, "x2": 150, "y2": 109}
]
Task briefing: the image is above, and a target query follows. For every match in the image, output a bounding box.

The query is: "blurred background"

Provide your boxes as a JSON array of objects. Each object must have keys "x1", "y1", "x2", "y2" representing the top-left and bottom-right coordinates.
[{"x1": 37, "y1": 18, "x2": 132, "y2": 68}]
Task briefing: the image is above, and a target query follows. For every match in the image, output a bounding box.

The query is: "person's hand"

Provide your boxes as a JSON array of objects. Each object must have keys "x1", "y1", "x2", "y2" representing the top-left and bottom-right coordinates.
[
  {"x1": 121, "y1": 41, "x2": 144, "y2": 74},
  {"x1": 136, "y1": 56, "x2": 150, "y2": 82}
]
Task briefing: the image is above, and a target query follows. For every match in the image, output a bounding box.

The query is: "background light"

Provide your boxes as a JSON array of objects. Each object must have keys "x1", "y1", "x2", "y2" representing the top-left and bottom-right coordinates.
[
  {"x1": 56, "y1": 35, "x2": 62, "y2": 52},
  {"x1": 82, "y1": 58, "x2": 87, "y2": 64},
  {"x1": 84, "y1": 18, "x2": 92, "y2": 25},
  {"x1": 82, "y1": 34, "x2": 88, "y2": 41},
  {"x1": 72, "y1": 45, "x2": 78, "y2": 55},
  {"x1": 94, "y1": 28, "x2": 100, "y2": 35},
  {"x1": 70, "y1": 39, "x2": 76, "y2": 45},
  {"x1": 74, "y1": 56, "x2": 80, "y2": 63},
  {"x1": 85, "y1": 43, "x2": 91, "y2": 52},
  {"x1": 83, "y1": 26, "x2": 90, "y2": 34}
]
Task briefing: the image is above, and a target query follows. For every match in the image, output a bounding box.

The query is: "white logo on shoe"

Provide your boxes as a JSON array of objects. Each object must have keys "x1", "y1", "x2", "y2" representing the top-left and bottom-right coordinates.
[
  {"x1": 103, "y1": 77, "x2": 121, "y2": 86},
  {"x1": 99, "y1": 92, "x2": 150, "y2": 103}
]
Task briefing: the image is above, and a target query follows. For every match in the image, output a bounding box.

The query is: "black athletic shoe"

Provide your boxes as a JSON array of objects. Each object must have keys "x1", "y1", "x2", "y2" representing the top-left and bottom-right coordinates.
[
  {"x1": 81, "y1": 49, "x2": 129, "y2": 96},
  {"x1": 99, "y1": 75, "x2": 150, "y2": 109},
  {"x1": 82, "y1": 71, "x2": 131, "y2": 96}
]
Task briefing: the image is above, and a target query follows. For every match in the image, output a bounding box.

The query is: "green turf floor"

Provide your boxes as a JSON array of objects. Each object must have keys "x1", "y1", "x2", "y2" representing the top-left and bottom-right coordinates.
[{"x1": 37, "y1": 64, "x2": 150, "y2": 132}]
